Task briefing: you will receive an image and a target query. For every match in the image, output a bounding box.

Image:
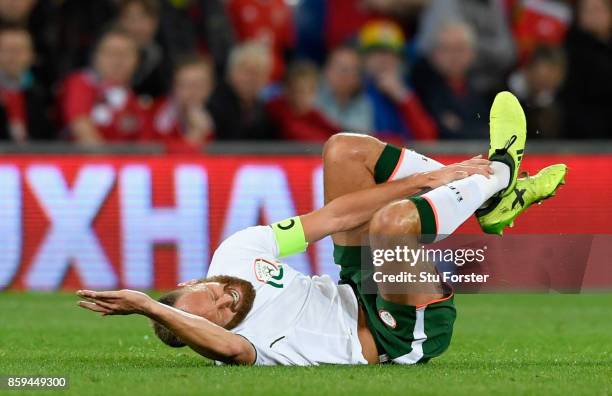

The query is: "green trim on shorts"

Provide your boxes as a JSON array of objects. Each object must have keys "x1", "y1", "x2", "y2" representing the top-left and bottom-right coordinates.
[
  {"x1": 333, "y1": 243, "x2": 456, "y2": 363},
  {"x1": 333, "y1": 244, "x2": 363, "y2": 269},
  {"x1": 375, "y1": 293, "x2": 456, "y2": 362},
  {"x1": 374, "y1": 144, "x2": 402, "y2": 184},
  {"x1": 409, "y1": 196, "x2": 437, "y2": 244}
]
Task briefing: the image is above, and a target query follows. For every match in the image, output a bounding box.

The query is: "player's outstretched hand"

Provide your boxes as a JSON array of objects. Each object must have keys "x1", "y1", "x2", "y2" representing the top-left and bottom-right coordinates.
[
  {"x1": 76, "y1": 289, "x2": 153, "y2": 316},
  {"x1": 423, "y1": 155, "x2": 493, "y2": 189}
]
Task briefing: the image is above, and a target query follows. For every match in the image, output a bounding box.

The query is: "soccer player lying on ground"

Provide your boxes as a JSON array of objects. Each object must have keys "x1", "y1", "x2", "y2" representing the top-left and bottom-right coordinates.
[{"x1": 78, "y1": 92, "x2": 567, "y2": 365}]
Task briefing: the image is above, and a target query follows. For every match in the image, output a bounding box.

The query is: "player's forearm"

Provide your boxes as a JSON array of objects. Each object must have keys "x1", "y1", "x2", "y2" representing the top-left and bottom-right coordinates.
[
  {"x1": 329, "y1": 173, "x2": 428, "y2": 230},
  {"x1": 302, "y1": 173, "x2": 429, "y2": 242},
  {"x1": 144, "y1": 300, "x2": 253, "y2": 364}
]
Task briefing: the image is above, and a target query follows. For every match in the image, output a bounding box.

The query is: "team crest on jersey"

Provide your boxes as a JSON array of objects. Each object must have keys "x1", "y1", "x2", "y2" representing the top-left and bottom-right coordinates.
[
  {"x1": 379, "y1": 310, "x2": 397, "y2": 328},
  {"x1": 254, "y1": 258, "x2": 284, "y2": 288}
]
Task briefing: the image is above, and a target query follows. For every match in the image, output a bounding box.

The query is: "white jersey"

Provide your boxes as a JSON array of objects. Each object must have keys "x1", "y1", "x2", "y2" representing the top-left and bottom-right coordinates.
[{"x1": 207, "y1": 226, "x2": 367, "y2": 366}]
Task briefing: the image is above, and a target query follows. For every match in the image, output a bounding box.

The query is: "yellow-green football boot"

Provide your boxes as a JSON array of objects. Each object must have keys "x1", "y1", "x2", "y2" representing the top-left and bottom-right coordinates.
[
  {"x1": 477, "y1": 164, "x2": 568, "y2": 235},
  {"x1": 488, "y1": 91, "x2": 527, "y2": 197}
]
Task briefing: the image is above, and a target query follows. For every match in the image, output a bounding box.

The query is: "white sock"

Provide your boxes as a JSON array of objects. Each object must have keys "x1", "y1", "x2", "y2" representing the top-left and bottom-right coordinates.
[
  {"x1": 419, "y1": 162, "x2": 510, "y2": 241},
  {"x1": 389, "y1": 149, "x2": 444, "y2": 181}
]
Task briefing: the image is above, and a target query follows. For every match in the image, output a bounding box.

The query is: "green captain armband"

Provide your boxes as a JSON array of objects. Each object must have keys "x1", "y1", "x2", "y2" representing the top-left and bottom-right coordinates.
[{"x1": 270, "y1": 216, "x2": 308, "y2": 258}]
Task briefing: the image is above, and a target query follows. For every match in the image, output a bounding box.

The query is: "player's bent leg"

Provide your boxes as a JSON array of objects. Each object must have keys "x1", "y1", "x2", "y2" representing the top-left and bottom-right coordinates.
[
  {"x1": 322, "y1": 133, "x2": 445, "y2": 203},
  {"x1": 411, "y1": 162, "x2": 511, "y2": 242},
  {"x1": 364, "y1": 199, "x2": 456, "y2": 364},
  {"x1": 322, "y1": 133, "x2": 384, "y2": 204},
  {"x1": 368, "y1": 200, "x2": 444, "y2": 306},
  {"x1": 324, "y1": 134, "x2": 448, "y2": 317},
  {"x1": 323, "y1": 133, "x2": 385, "y2": 246},
  {"x1": 323, "y1": 133, "x2": 445, "y2": 246},
  {"x1": 374, "y1": 144, "x2": 445, "y2": 184}
]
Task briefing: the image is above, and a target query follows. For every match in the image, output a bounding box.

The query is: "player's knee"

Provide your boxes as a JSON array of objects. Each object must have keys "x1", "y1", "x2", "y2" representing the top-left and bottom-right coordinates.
[
  {"x1": 370, "y1": 200, "x2": 420, "y2": 236},
  {"x1": 323, "y1": 133, "x2": 371, "y2": 166}
]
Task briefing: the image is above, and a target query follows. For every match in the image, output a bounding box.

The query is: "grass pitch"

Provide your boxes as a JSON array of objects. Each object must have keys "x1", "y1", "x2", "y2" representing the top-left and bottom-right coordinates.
[{"x1": 0, "y1": 293, "x2": 611, "y2": 396}]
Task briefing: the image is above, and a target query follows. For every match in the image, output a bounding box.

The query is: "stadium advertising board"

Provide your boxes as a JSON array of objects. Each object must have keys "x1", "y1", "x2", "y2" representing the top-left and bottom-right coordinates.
[{"x1": 1, "y1": 154, "x2": 611, "y2": 290}]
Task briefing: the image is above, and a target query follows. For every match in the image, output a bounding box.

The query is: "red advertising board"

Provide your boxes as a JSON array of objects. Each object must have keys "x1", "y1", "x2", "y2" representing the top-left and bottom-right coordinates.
[{"x1": 0, "y1": 154, "x2": 610, "y2": 290}]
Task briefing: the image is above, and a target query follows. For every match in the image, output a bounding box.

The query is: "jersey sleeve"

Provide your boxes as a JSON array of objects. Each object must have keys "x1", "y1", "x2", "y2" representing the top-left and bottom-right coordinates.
[
  {"x1": 208, "y1": 216, "x2": 309, "y2": 273},
  {"x1": 219, "y1": 225, "x2": 279, "y2": 258},
  {"x1": 207, "y1": 226, "x2": 280, "y2": 279},
  {"x1": 207, "y1": 217, "x2": 308, "y2": 288}
]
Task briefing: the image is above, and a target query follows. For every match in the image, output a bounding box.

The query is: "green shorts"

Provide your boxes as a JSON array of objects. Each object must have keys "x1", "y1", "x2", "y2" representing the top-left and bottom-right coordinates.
[{"x1": 335, "y1": 244, "x2": 456, "y2": 364}]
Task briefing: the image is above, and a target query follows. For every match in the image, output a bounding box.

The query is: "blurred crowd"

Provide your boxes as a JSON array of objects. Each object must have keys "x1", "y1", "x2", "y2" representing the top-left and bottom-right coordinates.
[{"x1": 0, "y1": 0, "x2": 610, "y2": 149}]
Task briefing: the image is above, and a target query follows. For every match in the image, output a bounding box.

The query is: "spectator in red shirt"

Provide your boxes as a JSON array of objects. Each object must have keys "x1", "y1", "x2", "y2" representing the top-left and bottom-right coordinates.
[
  {"x1": 60, "y1": 29, "x2": 145, "y2": 145},
  {"x1": 267, "y1": 61, "x2": 340, "y2": 142},
  {"x1": 227, "y1": 0, "x2": 295, "y2": 81},
  {"x1": 147, "y1": 56, "x2": 214, "y2": 149},
  {"x1": 0, "y1": 26, "x2": 53, "y2": 142}
]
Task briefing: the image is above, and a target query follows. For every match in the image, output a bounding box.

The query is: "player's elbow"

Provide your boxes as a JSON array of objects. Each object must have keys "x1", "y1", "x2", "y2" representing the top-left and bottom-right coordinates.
[
  {"x1": 218, "y1": 340, "x2": 255, "y2": 365},
  {"x1": 188, "y1": 338, "x2": 251, "y2": 365}
]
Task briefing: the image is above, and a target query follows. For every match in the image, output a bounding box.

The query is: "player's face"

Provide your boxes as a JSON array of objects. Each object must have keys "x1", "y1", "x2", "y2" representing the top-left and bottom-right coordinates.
[{"x1": 174, "y1": 282, "x2": 243, "y2": 328}]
